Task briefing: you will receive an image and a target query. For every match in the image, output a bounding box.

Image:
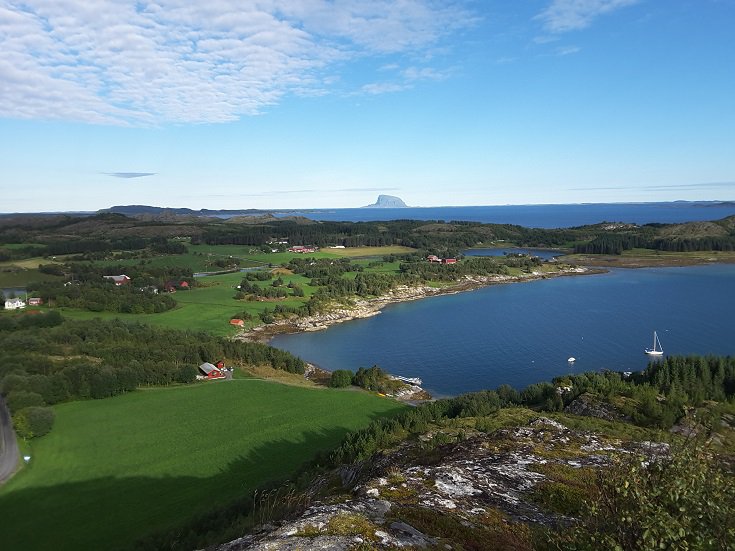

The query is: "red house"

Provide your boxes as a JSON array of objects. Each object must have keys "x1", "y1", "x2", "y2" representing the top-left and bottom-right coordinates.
[
  {"x1": 28, "y1": 297, "x2": 43, "y2": 306},
  {"x1": 442, "y1": 258, "x2": 457, "y2": 264},
  {"x1": 229, "y1": 319, "x2": 245, "y2": 327},
  {"x1": 198, "y1": 362, "x2": 226, "y2": 379},
  {"x1": 427, "y1": 255, "x2": 441, "y2": 263},
  {"x1": 179, "y1": 281, "x2": 190, "y2": 289}
]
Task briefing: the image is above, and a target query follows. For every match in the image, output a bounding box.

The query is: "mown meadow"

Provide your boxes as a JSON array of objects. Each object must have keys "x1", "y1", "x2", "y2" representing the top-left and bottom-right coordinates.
[{"x1": 0, "y1": 380, "x2": 405, "y2": 550}]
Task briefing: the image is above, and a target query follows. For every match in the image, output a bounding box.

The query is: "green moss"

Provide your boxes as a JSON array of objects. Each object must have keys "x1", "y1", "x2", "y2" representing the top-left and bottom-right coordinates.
[
  {"x1": 325, "y1": 513, "x2": 378, "y2": 540},
  {"x1": 295, "y1": 524, "x2": 321, "y2": 538},
  {"x1": 390, "y1": 506, "x2": 533, "y2": 551},
  {"x1": 530, "y1": 480, "x2": 590, "y2": 516}
]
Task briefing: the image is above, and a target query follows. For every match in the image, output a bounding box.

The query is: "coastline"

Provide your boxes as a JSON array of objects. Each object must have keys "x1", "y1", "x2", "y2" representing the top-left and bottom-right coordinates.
[{"x1": 234, "y1": 265, "x2": 596, "y2": 344}]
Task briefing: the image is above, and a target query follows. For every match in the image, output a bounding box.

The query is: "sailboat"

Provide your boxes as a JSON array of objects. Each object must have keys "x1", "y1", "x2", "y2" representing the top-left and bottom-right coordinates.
[{"x1": 644, "y1": 331, "x2": 664, "y2": 356}]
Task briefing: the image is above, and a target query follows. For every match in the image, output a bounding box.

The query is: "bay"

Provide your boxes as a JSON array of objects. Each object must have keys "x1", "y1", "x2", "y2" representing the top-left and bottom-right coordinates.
[
  {"x1": 271, "y1": 264, "x2": 735, "y2": 396},
  {"x1": 273, "y1": 202, "x2": 735, "y2": 228}
]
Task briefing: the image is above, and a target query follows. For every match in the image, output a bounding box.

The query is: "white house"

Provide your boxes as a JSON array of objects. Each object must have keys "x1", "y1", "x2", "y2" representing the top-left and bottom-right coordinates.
[{"x1": 5, "y1": 298, "x2": 26, "y2": 310}]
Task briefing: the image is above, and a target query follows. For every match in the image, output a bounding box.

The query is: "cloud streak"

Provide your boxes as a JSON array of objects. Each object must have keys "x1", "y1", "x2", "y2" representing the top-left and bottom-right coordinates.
[
  {"x1": 0, "y1": 1, "x2": 474, "y2": 126},
  {"x1": 536, "y1": 0, "x2": 639, "y2": 33},
  {"x1": 106, "y1": 172, "x2": 157, "y2": 179},
  {"x1": 569, "y1": 182, "x2": 735, "y2": 191}
]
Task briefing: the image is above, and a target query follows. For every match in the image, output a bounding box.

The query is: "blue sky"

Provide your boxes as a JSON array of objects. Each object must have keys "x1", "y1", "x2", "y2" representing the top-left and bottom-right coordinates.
[{"x1": 1, "y1": 0, "x2": 734, "y2": 212}]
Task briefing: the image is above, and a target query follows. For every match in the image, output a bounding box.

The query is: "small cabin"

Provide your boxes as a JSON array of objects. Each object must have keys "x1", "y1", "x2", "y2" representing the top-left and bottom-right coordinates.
[
  {"x1": 427, "y1": 255, "x2": 441, "y2": 263},
  {"x1": 229, "y1": 319, "x2": 245, "y2": 327},
  {"x1": 28, "y1": 297, "x2": 43, "y2": 306},
  {"x1": 442, "y1": 258, "x2": 457, "y2": 264}
]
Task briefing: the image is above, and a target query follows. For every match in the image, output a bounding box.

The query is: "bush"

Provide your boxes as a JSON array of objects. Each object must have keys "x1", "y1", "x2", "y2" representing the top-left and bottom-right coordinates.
[
  {"x1": 329, "y1": 370, "x2": 353, "y2": 388},
  {"x1": 5, "y1": 390, "x2": 45, "y2": 413},
  {"x1": 13, "y1": 406, "x2": 55, "y2": 439},
  {"x1": 551, "y1": 438, "x2": 735, "y2": 550}
]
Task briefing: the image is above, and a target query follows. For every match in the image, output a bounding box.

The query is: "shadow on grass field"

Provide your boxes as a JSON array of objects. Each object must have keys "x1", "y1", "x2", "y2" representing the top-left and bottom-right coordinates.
[
  {"x1": 0, "y1": 381, "x2": 405, "y2": 551},
  {"x1": 1, "y1": 429, "x2": 351, "y2": 551}
]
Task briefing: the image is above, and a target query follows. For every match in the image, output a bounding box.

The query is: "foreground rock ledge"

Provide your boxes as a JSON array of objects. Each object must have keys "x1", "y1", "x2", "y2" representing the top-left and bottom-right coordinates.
[{"x1": 217, "y1": 415, "x2": 666, "y2": 550}]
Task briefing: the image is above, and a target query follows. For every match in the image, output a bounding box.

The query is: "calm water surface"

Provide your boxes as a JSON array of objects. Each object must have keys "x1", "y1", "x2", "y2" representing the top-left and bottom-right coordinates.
[
  {"x1": 271, "y1": 265, "x2": 735, "y2": 396},
  {"x1": 273, "y1": 202, "x2": 735, "y2": 228}
]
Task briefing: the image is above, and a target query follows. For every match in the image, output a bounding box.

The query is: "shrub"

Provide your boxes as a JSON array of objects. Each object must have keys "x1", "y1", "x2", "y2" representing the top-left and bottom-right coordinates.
[
  {"x1": 551, "y1": 438, "x2": 735, "y2": 550},
  {"x1": 329, "y1": 370, "x2": 353, "y2": 388},
  {"x1": 5, "y1": 390, "x2": 45, "y2": 413},
  {"x1": 13, "y1": 406, "x2": 55, "y2": 439}
]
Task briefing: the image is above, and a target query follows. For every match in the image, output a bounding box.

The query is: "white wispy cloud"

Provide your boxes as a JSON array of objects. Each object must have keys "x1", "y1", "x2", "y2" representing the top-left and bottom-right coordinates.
[
  {"x1": 555, "y1": 45, "x2": 581, "y2": 56},
  {"x1": 0, "y1": 1, "x2": 473, "y2": 126},
  {"x1": 536, "y1": 0, "x2": 640, "y2": 33}
]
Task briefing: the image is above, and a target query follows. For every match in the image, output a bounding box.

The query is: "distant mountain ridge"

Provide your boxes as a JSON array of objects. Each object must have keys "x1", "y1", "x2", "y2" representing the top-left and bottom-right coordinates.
[
  {"x1": 362, "y1": 195, "x2": 408, "y2": 208},
  {"x1": 100, "y1": 205, "x2": 269, "y2": 216}
]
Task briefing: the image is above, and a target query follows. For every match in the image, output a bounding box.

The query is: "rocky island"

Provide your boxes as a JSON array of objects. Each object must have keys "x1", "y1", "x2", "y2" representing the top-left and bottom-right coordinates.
[{"x1": 362, "y1": 195, "x2": 409, "y2": 208}]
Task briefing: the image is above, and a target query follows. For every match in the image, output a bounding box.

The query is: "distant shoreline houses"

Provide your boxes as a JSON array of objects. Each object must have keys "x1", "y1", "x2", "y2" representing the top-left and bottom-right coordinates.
[
  {"x1": 427, "y1": 255, "x2": 457, "y2": 264},
  {"x1": 103, "y1": 274, "x2": 131, "y2": 286},
  {"x1": 288, "y1": 245, "x2": 318, "y2": 254},
  {"x1": 4, "y1": 297, "x2": 26, "y2": 310}
]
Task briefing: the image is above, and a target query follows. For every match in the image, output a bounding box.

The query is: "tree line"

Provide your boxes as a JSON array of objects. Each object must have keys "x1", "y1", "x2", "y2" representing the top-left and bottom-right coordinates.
[{"x1": 0, "y1": 315, "x2": 306, "y2": 439}]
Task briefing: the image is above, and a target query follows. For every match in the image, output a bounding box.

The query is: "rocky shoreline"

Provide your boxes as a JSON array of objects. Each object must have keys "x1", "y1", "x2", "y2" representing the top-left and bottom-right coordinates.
[
  {"x1": 235, "y1": 266, "x2": 591, "y2": 344},
  {"x1": 233, "y1": 266, "x2": 592, "y2": 401}
]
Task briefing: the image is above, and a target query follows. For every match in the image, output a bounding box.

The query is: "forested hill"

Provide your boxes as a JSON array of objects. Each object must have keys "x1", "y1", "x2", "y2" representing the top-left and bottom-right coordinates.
[{"x1": 1, "y1": 212, "x2": 734, "y2": 259}]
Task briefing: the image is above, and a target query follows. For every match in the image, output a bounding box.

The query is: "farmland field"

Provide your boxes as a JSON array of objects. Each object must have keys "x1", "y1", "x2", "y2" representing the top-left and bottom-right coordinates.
[{"x1": 0, "y1": 380, "x2": 405, "y2": 550}]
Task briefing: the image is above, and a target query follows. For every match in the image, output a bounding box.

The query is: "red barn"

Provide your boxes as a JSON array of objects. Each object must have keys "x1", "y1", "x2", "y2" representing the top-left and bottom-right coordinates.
[
  {"x1": 198, "y1": 362, "x2": 226, "y2": 379},
  {"x1": 442, "y1": 258, "x2": 457, "y2": 264}
]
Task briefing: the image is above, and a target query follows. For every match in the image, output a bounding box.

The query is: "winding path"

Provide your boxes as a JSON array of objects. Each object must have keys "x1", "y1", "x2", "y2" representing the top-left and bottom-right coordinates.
[{"x1": 0, "y1": 395, "x2": 19, "y2": 484}]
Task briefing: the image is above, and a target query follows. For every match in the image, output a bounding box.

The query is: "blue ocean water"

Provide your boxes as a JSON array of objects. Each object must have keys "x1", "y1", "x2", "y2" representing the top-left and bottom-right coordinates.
[
  {"x1": 271, "y1": 264, "x2": 735, "y2": 396},
  {"x1": 274, "y1": 202, "x2": 735, "y2": 228}
]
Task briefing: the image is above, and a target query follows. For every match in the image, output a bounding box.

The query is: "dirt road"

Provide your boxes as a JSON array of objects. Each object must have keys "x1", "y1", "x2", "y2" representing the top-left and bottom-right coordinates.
[{"x1": 0, "y1": 395, "x2": 19, "y2": 484}]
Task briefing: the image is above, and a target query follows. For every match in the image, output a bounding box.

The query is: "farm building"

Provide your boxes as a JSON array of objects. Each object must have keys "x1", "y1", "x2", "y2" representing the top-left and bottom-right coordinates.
[
  {"x1": 198, "y1": 362, "x2": 226, "y2": 380},
  {"x1": 4, "y1": 298, "x2": 26, "y2": 310},
  {"x1": 288, "y1": 245, "x2": 317, "y2": 253},
  {"x1": 103, "y1": 274, "x2": 131, "y2": 286},
  {"x1": 28, "y1": 297, "x2": 43, "y2": 306},
  {"x1": 229, "y1": 319, "x2": 245, "y2": 327},
  {"x1": 427, "y1": 255, "x2": 441, "y2": 263},
  {"x1": 442, "y1": 258, "x2": 457, "y2": 264}
]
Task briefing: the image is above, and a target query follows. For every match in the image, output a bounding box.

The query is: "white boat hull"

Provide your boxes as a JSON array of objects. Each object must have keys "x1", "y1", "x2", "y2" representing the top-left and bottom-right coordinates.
[{"x1": 644, "y1": 331, "x2": 664, "y2": 356}]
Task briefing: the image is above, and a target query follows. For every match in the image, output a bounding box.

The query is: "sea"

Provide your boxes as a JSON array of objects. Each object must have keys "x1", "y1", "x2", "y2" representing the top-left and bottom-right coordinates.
[
  {"x1": 271, "y1": 264, "x2": 735, "y2": 397},
  {"x1": 272, "y1": 201, "x2": 735, "y2": 228}
]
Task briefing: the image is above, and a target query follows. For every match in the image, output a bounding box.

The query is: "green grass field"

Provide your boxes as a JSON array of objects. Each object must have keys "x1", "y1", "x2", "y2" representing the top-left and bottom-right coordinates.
[
  {"x1": 8, "y1": 245, "x2": 417, "y2": 334},
  {"x1": 0, "y1": 381, "x2": 405, "y2": 550}
]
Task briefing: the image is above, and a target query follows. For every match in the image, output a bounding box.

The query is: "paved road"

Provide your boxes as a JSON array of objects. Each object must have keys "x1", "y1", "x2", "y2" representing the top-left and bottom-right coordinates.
[{"x1": 0, "y1": 395, "x2": 19, "y2": 484}]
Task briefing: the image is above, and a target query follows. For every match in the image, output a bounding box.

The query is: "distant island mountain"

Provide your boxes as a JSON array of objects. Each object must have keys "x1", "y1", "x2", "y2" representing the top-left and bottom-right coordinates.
[{"x1": 362, "y1": 195, "x2": 408, "y2": 208}]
